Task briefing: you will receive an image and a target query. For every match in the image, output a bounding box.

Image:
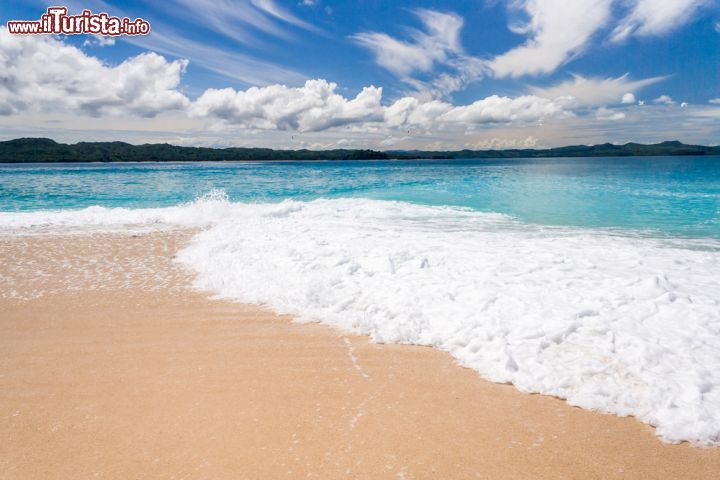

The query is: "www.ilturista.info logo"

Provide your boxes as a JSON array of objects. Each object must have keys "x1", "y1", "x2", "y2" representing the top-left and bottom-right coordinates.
[{"x1": 7, "y1": 7, "x2": 150, "y2": 36}]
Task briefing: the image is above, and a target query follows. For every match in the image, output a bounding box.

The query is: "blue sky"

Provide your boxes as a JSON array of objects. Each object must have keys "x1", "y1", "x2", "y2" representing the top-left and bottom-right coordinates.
[{"x1": 1, "y1": 1, "x2": 719, "y2": 149}]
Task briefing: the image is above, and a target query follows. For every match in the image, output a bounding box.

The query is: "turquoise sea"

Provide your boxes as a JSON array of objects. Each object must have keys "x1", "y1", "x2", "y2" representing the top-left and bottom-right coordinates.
[{"x1": 1, "y1": 156, "x2": 718, "y2": 237}]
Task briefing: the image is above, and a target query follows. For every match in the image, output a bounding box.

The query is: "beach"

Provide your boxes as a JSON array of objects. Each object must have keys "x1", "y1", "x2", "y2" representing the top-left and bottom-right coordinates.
[
  {"x1": 2, "y1": 231, "x2": 719, "y2": 479},
  {"x1": 3, "y1": 0, "x2": 720, "y2": 475}
]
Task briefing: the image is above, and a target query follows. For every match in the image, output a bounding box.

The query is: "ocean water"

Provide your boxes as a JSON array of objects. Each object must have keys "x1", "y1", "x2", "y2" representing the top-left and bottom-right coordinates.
[
  {"x1": 1, "y1": 156, "x2": 720, "y2": 445},
  {"x1": 1, "y1": 157, "x2": 719, "y2": 236}
]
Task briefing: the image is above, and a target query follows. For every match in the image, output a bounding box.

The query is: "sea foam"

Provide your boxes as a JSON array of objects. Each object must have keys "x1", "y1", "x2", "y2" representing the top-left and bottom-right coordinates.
[
  {"x1": 0, "y1": 189, "x2": 233, "y2": 234},
  {"x1": 2, "y1": 193, "x2": 720, "y2": 445},
  {"x1": 176, "y1": 197, "x2": 720, "y2": 446}
]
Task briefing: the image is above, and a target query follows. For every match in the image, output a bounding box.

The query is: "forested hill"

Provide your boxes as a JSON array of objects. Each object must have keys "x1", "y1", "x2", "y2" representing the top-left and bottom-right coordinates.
[
  {"x1": 390, "y1": 140, "x2": 720, "y2": 159},
  {"x1": 0, "y1": 138, "x2": 718, "y2": 162},
  {"x1": 0, "y1": 138, "x2": 388, "y2": 162}
]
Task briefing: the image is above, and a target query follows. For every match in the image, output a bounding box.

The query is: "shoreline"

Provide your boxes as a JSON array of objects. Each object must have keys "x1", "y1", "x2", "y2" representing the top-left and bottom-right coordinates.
[
  {"x1": 1, "y1": 231, "x2": 719, "y2": 478},
  {"x1": 2, "y1": 138, "x2": 720, "y2": 163},
  {"x1": 4, "y1": 152, "x2": 720, "y2": 165}
]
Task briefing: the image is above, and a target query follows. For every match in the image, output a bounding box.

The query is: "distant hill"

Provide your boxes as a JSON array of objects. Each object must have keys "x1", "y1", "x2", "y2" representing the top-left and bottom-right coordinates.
[
  {"x1": 0, "y1": 138, "x2": 718, "y2": 163},
  {"x1": 390, "y1": 140, "x2": 720, "y2": 159},
  {"x1": 0, "y1": 138, "x2": 389, "y2": 162}
]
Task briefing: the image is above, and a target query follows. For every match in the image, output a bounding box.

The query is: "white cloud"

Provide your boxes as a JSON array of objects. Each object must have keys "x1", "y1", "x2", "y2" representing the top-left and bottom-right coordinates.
[
  {"x1": 169, "y1": 0, "x2": 320, "y2": 45},
  {"x1": 352, "y1": 9, "x2": 486, "y2": 97},
  {"x1": 710, "y1": 98, "x2": 720, "y2": 104},
  {"x1": 0, "y1": 28, "x2": 189, "y2": 117},
  {"x1": 250, "y1": 0, "x2": 321, "y2": 32},
  {"x1": 83, "y1": 35, "x2": 116, "y2": 48},
  {"x1": 622, "y1": 93, "x2": 636, "y2": 104},
  {"x1": 383, "y1": 97, "x2": 453, "y2": 129},
  {"x1": 611, "y1": 0, "x2": 709, "y2": 42},
  {"x1": 528, "y1": 74, "x2": 665, "y2": 107},
  {"x1": 352, "y1": 9, "x2": 463, "y2": 77},
  {"x1": 407, "y1": 55, "x2": 488, "y2": 100},
  {"x1": 465, "y1": 136, "x2": 540, "y2": 149},
  {"x1": 7, "y1": 101, "x2": 720, "y2": 150},
  {"x1": 595, "y1": 107, "x2": 626, "y2": 121},
  {"x1": 489, "y1": 0, "x2": 613, "y2": 77},
  {"x1": 382, "y1": 94, "x2": 570, "y2": 130},
  {"x1": 191, "y1": 79, "x2": 570, "y2": 132},
  {"x1": 654, "y1": 95, "x2": 676, "y2": 104},
  {"x1": 438, "y1": 95, "x2": 570, "y2": 124},
  {"x1": 191, "y1": 80, "x2": 384, "y2": 132},
  {"x1": 0, "y1": 28, "x2": 570, "y2": 131},
  {"x1": 350, "y1": 3, "x2": 706, "y2": 99},
  {"x1": 490, "y1": 0, "x2": 708, "y2": 78}
]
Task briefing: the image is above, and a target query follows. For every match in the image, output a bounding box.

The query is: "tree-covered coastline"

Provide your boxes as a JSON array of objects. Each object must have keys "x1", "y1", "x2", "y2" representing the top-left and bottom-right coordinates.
[{"x1": 0, "y1": 137, "x2": 718, "y2": 163}]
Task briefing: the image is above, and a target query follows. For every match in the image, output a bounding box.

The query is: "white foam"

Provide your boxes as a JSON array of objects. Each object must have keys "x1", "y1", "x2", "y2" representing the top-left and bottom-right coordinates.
[
  {"x1": 3, "y1": 194, "x2": 720, "y2": 445},
  {"x1": 174, "y1": 197, "x2": 720, "y2": 446},
  {"x1": 0, "y1": 189, "x2": 234, "y2": 234}
]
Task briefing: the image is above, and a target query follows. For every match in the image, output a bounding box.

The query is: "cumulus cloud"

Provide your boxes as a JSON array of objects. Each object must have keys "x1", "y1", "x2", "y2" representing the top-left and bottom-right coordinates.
[
  {"x1": 490, "y1": 0, "x2": 613, "y2": 77},
  {"x1": 710, "y1": 98, "x2": 720, "y2": 104},
  {"x1": 387, "y1": 94, "x2": 572, "y2": 129},
  {"x1": 190, "y1": 80, "x2": 384, "y2": 132},
  {"x1": 383, "y1": 97, "x2": 453, "y2": 129},
  {"x1": 438, "y1": 95, "x2": 570, "y2": 124},
  {"x1": 622, "y1": 93, "x2": 636, "y2": 104},
  {"x1": 654, "y1": 94, "x2": 676, "y2": 104},
  {"x1": 0, "y1": 28, "x2": 571, "y2": 132},
  {"x1": 528, "y1": 74, "x2": 665, "y2": 107},
  {"x1": 611, "y1": 0, "x2": 709, "y2": 42},
  {"x1": 191, "y1": 79, "x2": 570, "y2": 132},
  {"x1": 0, "y1": 28, "x2": 189, "y2": 117}
]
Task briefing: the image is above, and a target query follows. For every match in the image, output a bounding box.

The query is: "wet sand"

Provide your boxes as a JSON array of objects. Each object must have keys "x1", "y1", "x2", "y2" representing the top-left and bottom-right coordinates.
[{"x1": 1, "y1": 232, "x2": 718, "y2": 479}]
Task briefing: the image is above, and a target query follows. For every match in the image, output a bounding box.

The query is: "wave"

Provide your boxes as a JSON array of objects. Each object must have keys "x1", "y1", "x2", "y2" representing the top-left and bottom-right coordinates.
[
  {"x1": 0, "y1": 189, "x2": 233, "y2": 234},
  {"x1": 2, "y1": 191, "x2": 720, "y2": 445}
]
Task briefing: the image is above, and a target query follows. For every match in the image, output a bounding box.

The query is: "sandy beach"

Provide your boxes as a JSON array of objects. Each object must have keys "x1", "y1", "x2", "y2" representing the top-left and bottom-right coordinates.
[{"x1": 1, "y1": 231, "x2": 719, "y2": 479}]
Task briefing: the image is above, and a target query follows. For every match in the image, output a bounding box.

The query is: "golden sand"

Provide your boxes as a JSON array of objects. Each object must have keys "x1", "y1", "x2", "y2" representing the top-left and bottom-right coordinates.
[{"x1": 1, "y1": 232, "x2": 718, "y2": 479}]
